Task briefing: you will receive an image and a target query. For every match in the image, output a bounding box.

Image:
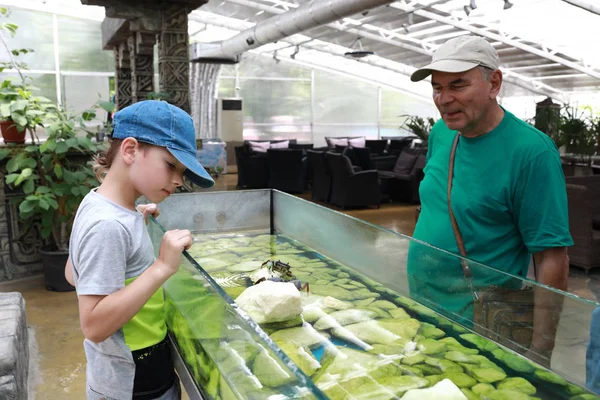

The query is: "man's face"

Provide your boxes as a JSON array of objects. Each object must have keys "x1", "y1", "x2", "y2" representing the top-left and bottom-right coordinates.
[{"x1": 431, "y1": 67, "x2": 499, "y2": 134}]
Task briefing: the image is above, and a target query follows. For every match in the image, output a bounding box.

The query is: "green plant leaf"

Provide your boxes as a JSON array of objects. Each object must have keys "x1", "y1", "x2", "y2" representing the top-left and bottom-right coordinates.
[
  {"x1": 10, "y1": 99, "x2": 27, "y2": 112},
  {"x1": 38, "y1": 199, "x2": 49, "y2": 210},
  {"x1": 36, "y1": 186, "x2": 51, "y2": 194},
  {"x1": 23, "y1": 158, "x2": 36, "y2": 169},
  {"x1": 22, "y1": 179, "x2": 34, "y2": 194},
  {"x1": 66, "y1": 138, "x2": 79, "y2": 148},
  {"x1": 71, "y1": 187, "x2": 80, "y2": 196},
  {"x1": 5, "y1": 23, "x2": 18, "y2": 37},
  {"x1": 0, "y1": 148, "x2": 10, "y2": 161},
  {"x1": 82, "y1": 109, "x2": 96, "y2": 121},
  {"x1": 41, "y1": 225, "x2": 52, "y2": 239},
  {"x1": 55, "y1": 141, "x2": 68, "y2": 154},
  {"x1": 79, "y1": 186, "x2": 91, "y2": 196},
  {"x1": 5, "y1": 173, "x2": 19, "y2": 184},
  {"x1": 54, "y1": 164, "x2": 63, "y2": 178},
  {"x1": 14, "y1": 168, "x2": 32, "y2": 185},
  {"x1": 45, "y1": 197, "x2": 58, "y2": 210},
  {"x1": 98, "y1": 100, "x2": 115, "y2": 113},
  {"x1": 33, "y1": 96, "x2": 52, "y2": 103},
  {"x1": 24, "y1": 145, "x2": 38, "y2": 153},
  {"x1": 0, "y1": 103, "x2": 10, "y2": 118},
  {"x1": 62, "y1": 170, "x2": 75, "y2": 185},
  {"x1": 19, "y1": 199, "x2": 35, "y2": 214},
  {"x1": 6, "y1": 156, "x2": 20, "y2": 173},
  {"x1": 40, "y1": 139, "x2": 56, "y2": 152},
  {"x1": 12, "y1": 113, "x2": 26, "y2": 127}
]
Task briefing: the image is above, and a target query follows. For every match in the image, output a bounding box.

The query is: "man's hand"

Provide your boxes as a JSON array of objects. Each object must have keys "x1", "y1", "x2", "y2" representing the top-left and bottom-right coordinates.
[
  {"x1": 137, "y1": 203, "x2": 160, "y2": 224},
  {"x1": 528, "y1": 247, "x2": 569, "y2": 367},
  {"x1": 523, "y1": 346, "x2": 552, "y2": 368}
]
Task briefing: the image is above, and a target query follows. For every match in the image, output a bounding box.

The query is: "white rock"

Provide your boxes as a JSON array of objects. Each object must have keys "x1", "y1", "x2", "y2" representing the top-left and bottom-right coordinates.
[
  {"x1": 401, "y1": 379, "x2": 467, "y2": 400},
  {"x1": 404, "y1": 341, "x2": 417, "y2": 354},
  {"x1": 235, "y1": 281, "x2": 302, "y2": 324}
]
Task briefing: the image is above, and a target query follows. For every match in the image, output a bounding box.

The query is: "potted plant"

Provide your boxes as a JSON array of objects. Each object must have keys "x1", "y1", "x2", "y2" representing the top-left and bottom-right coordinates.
[
  {"x1": 560, "y1": 105, "x2": 596, "y2": 166},
  {"x1": 0, "y1": 7, "x2": 53, "y2": 144},
  {"x1": 0, "y1": 102, "x2": 111, "y2": 291},
  {"x1": 400, "y1": 115, "x2": 436, "y2": 151}
]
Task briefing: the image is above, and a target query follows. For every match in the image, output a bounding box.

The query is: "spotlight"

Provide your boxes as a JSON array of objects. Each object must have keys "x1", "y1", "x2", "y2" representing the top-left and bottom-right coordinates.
[
  {"x1": 503, "y1": 0, "x2": 513, "y2": 9},
  {"x1": 464, "y1": 0, "x2": 477, "y2": 15},
  {"x1": 290, "y1": 45, "x2": 300, "y2": 60},
  {"x1": 344, "y1": 37, "x2": 374, "y2": 59}
]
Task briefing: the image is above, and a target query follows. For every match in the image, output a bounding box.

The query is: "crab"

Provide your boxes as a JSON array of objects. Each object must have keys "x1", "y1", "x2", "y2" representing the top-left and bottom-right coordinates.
[{"x1": 249, "y1": 259, "x2": 310, "y2": 293}]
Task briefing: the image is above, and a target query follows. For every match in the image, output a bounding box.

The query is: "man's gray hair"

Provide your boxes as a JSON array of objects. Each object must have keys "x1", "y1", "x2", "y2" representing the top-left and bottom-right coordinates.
[{"x1": 479, "y1": 66, "x2": 495, "y2": 81}]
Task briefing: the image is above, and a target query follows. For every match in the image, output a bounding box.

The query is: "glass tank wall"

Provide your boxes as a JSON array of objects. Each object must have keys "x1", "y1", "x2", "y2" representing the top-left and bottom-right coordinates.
[{"x1": 147, "y1": 190, "x2": 599, "y2": 400}]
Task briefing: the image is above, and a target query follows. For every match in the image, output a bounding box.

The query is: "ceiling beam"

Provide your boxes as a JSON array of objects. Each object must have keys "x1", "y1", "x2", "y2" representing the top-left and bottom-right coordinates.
[
  {"x1": 211, "y1": 0, "x2": 567, "y2": 100},
  {"x1": 561, "y1": 0, "x2": 600, "y2": 15},
  {"x1": 189, "y1": 8, "x2": 567, "y2": 102}
]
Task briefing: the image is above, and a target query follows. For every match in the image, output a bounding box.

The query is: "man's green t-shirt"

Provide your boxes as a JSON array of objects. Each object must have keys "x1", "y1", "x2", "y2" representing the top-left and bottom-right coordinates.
[{"x1": 407, "y1": 109, "x2": 573, "y2": 322}]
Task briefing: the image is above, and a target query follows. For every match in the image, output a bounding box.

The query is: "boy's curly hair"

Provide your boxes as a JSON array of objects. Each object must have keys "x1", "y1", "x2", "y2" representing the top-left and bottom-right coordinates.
[{"x1": 92, "y1": 139, "x2": 150, "y2": 182}]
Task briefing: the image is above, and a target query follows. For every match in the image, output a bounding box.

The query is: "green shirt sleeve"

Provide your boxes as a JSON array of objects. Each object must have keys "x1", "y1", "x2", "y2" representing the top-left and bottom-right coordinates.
[{"x1": 512, "y1": 150, "x2": 574, "y2": 254}]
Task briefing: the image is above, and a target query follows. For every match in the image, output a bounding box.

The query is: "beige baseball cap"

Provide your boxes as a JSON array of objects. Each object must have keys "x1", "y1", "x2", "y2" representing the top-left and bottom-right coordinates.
[{"x1": 411, "y1": 35, "x2": 500, "y2": 82}]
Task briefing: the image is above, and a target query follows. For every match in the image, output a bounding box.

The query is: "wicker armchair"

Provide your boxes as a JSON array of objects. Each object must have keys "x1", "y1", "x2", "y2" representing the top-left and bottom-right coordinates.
[{"x1": 566, "y1": 177, "x2": 600, "y2": 272}]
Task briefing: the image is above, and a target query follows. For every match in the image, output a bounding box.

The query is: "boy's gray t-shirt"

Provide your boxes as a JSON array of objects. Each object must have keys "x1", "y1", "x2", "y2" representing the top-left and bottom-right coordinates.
[{"x1": 70, "y1": 190, "x2": 158, "y2": 399}]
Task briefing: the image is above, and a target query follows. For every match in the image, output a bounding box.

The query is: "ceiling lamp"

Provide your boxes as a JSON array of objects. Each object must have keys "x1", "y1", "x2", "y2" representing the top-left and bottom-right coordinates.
[
  {"x1": 503, "y1": 0, "x2": 513, "y2": 9},
  {"x1": 464, "y1": 0, "x2": 477, "y2": 15},
  {"x1": 290, "y1": 45, "x2": 300, "y2": 60},
  {"x1": 344, "y1": 36, "x2": 374, "y2": 59}
]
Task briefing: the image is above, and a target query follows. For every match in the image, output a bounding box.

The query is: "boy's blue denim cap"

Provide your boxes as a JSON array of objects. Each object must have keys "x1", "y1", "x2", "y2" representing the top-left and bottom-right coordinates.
[{"x1": 112, "y1": 100, "x2": 215, "y2": 188}]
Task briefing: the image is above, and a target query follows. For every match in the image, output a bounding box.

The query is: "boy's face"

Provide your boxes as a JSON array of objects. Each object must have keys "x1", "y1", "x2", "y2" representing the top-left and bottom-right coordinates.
[{"x1": 130, "y1": 144, "x2": 186, "y2": 203}]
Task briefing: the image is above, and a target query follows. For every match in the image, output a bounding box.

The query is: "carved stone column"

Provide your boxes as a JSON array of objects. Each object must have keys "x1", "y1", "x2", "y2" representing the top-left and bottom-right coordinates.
[
  {"x1": 128, "y1": 31, "x2": 156, "y2": 103},
  {"x1": 157, "y1": 5, "x2": 190, "y2": 113},
  {"x1": 114, "y1": 42, "x2": 133, "y2": 110},
  {"x1": 0, "y1": 168, "x2": 42, "y2": 282}
]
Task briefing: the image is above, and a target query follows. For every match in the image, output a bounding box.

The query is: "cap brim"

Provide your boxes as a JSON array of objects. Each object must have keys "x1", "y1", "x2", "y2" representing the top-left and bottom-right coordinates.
[
  {"x1": 167, "y1": 148, "x2": 215, "y2": 188},
  {"x1": 410, "y1": 59, "x2": 480, "y2": 82}
]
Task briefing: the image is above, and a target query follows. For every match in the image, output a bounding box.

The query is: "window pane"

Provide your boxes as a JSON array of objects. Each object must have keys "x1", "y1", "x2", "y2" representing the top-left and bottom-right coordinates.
[
  {"x1": 0, "y1": 9, "x2": 55, "y2": 70},
  {"x1": 239, "y1": 53, "x2": 310, "y2": 79},
  {"x1": 220, "y1": 64, "x2": 236, "y2": 77},
  {"x1": 218, "y1": 78, "x2": 236, "y2": 98},
  {"x1": 57, "y1": 15, "x2": 114, "y2": 72},
  {"x1": 62, "y1": 75, "x2": 110, "y2": 122},
  {"x1": 312, "y1": 125, "x2": 378, "y2": 148},
  {"x1": 0, "y1": 73, "x2": 58, "y2": 103},
  {"x1": 381, "y1": 89, "x2": 438, "y2": 125},
  {"x1": 314, "y1": 71, "x2": 377, "y2": 124},
  {"x1": 239, "y1": 78, "x2": 310, "y2": 124}
]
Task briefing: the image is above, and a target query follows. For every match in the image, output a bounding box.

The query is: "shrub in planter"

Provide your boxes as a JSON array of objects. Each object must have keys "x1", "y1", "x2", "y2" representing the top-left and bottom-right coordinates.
[{"x1": 0, "y1": 103, "x2": 113, "y2": 290}]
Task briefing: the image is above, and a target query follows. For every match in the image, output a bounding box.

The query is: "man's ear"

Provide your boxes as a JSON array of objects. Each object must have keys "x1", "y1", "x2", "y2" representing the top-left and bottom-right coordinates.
[
  {"x1": 489, "y1": 69, "x2": 503, "y2": 99},
  {"x1": 120, "y1": 138, "x2": 139, "y2": 165}
]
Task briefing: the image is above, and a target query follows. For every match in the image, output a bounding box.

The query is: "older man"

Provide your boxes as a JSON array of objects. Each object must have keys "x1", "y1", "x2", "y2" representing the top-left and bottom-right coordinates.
[{"x1": 406, "y1": 35, "x2": 572, "y2": 364}]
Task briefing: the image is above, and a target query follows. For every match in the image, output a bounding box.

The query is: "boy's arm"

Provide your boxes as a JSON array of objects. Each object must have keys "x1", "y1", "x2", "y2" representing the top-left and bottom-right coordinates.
[
  {"x1": 65, "y1": 257, "x2": 74, "y2": 286},
  {"x1": 79, "y1": 229, "x2": 192, "y2": 344}
]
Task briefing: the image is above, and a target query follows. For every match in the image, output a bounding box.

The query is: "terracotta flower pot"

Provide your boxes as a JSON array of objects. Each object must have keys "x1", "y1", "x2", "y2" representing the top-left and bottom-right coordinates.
[{"x1": 0, "y1": 120, "x2": 26, "y2": 144}]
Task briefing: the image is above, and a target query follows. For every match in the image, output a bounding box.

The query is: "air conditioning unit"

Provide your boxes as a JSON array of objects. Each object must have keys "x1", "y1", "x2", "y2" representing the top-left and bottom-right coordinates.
[
  {"x1": 217, "y1": 98, "x2": 243, "y2": 174},
  {"x1": 217, "y1": 98, "x2": 243, "y2": 142}
]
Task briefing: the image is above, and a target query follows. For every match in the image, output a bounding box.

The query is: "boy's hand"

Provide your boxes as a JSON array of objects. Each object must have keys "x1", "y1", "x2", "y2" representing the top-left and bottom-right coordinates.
[
  {"x1": 137, "y1": 203, "x2": 160, "y2": 224},
  {"x1": 156, "y1": 229, "x2": 192, "y2": 278}
]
